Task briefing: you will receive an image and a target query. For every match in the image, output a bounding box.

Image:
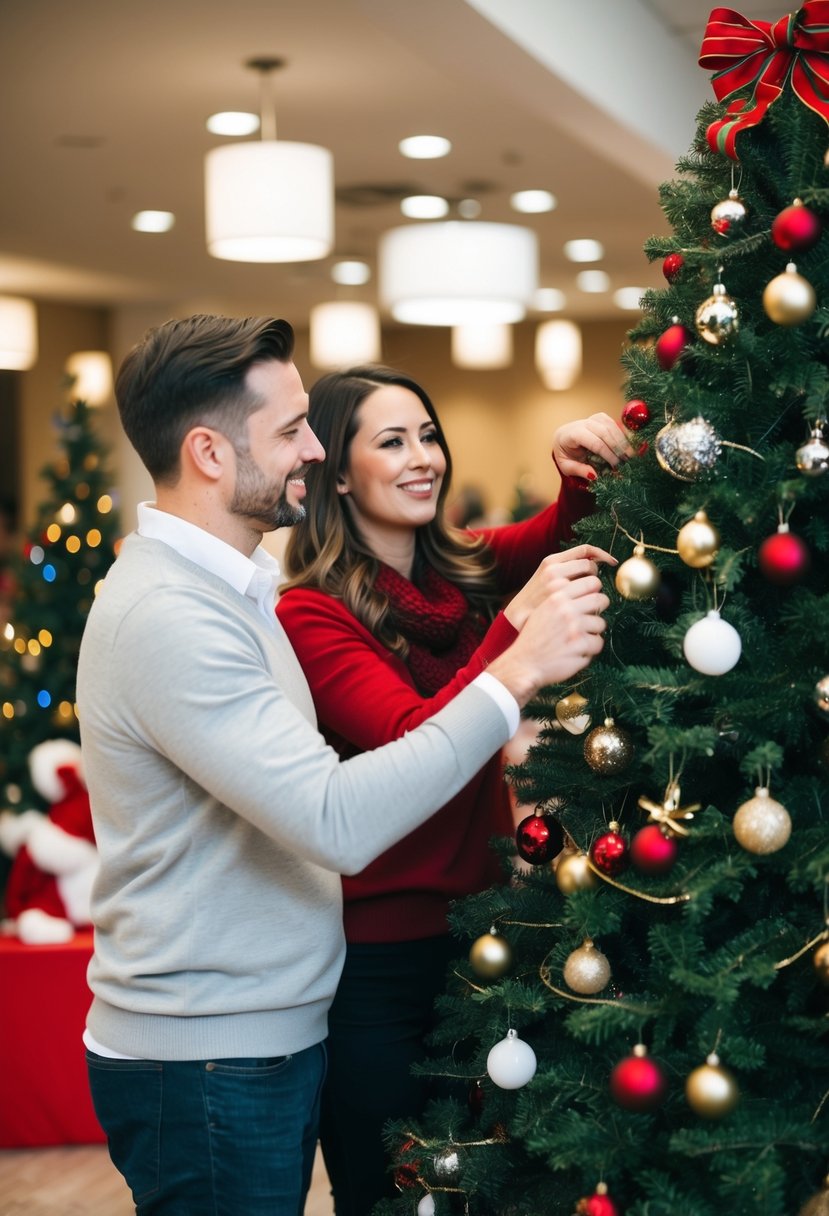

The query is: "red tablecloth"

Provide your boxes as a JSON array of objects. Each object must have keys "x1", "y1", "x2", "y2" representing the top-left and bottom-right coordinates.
[{"x1": 0, "y1": 929, "x2": 105, "y2": 1146}]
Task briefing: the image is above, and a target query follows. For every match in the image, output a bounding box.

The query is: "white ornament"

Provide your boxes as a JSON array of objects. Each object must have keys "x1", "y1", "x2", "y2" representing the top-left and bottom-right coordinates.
[
  {"x1": 418, "y1": 1194, "x2": 436, "y2": 1216},
  {"x1": 486, "y1": 1028, "x2": 537, "y2": 1090},
  {"x1": 682, "y1": 610, "x2": 741, "y2": 675}
]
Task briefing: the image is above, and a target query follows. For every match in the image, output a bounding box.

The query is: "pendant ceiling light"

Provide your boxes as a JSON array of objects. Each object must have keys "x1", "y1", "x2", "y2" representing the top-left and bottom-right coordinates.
[
  {"x1": 451, "y1": 323, "x2": 513, "y2": 369},
  {"x1": 0, "y1": 296, "x2": 37, "y2": 370},
  {"x1": 379, "y1": 222, "x2": 537, "y2": 326},
  {"x1": 535, "y1": 319, "x2": 582, "y2": 390},
  {"x1": 205, "y1": 58, "x2": 334, "y2": 263},
  {"x1": 309, "y1": 302, "x2": 381, "y2": 369},
  {"x1": 64, "y1": 350, "x2": 113, "y2": 406}
]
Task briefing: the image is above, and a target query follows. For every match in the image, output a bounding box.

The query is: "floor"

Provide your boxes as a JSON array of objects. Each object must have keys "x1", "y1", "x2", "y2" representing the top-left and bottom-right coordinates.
[{"x1": 0, "y1": 1142, "x2": 335, "y2": 1215}]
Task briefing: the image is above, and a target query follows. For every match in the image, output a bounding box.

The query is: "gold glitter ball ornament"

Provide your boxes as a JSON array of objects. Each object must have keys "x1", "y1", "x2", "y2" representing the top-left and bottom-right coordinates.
[
  {"x1": 554, "y1": 692, "x2": 592, "y2": 735},
  {"x1": 732, "y1": 787, "x2": 792, "y2": 854},
  {"x1": 799, "y1": 1178, "x2": 829, "y2": 1216},
  {"x1": 677, "y1": 509, "x2": 720, "y2": 568},
  {"x1": 763, "y1": 262, "x2": 817, "y2": 325},
  {"x1": 469, "y1": 929, "x2": 513, "y2": 980},
  {"x1": 615, "y1": 544, "x2": 661, "y2": 600},
  {"x1": 554, "y1": 851, "x2": 597, "y2": 894},
  {"x1": 813, "y1": 675, "x2": 829, "y2": 716},
  {"x1": 584, "y1": 718, "x2": 635, "y2": 774},
  {"x1": 563, "y1": 939, "x2": 612, "y2": 994},
  {"x1": 685, "y1": 1053, "x2": 740, "y2": 1119}
]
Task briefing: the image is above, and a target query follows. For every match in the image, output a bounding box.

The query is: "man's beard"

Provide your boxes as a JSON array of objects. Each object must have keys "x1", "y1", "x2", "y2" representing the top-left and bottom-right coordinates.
[{"x1": 230, "y1": 449, "x2": 306, "y2": 530}]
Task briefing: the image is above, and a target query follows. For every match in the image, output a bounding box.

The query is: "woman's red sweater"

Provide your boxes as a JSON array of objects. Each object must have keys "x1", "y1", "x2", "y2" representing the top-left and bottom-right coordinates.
[{"x1": 276, "y1": 480, "x2": 591, "y2": 943}]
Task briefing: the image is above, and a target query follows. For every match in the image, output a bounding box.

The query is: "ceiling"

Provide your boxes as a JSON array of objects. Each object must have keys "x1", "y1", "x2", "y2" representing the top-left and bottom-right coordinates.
[{"x1": 0, "y1": 0, "x2": 785, "y2": 326}]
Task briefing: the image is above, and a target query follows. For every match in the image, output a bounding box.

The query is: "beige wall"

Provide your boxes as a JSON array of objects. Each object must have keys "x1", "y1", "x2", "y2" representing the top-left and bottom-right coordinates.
[{"x1": 11, "y1": 304, "x2": 633, "y2": 533}]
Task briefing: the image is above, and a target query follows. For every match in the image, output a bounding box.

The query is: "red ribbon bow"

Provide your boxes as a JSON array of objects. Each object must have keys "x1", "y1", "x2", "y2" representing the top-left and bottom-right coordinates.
[{"x1": 699, "y1": 2, "x2": 829, "y2": 158}]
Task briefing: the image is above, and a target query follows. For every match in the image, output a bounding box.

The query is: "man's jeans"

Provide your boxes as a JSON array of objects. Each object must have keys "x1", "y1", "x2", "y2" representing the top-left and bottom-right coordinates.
[{"x1": 86, "y1": 1043, "x2": 326, "y2": 1215}]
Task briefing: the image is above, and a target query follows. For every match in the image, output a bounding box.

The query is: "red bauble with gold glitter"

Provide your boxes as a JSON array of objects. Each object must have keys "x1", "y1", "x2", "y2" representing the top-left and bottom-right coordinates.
[
  {"x1": 771, "y1": 201, "x2": 822, "y2": 253},
  {"x1": 630, "y1": 824, "x2": 678, "y2": 875},
  {"x1": 662, "y1": 252, "x2": 685, "y2": 283},
  {"x1": 610, "y1": 1045, "x2": 668, "y2": 1111},
  {"x1": 590, "y1": 826, "x2": 628, "y2": 875},
  {"x1": 758, "y1": 526, "x2": 811, "y2": 585},
  {"x1": 577, "y1": 1182, "x2": 621, "y2": 1216},
  {"x1": 655, "y1": 323, "x2": 693, "y2": 370},
  {"x1": 621, "y1": 399, "x2": 651, "y2": 431},
  {"x1": 516, "y1": 812, "x2": 564, "y2": 864}
]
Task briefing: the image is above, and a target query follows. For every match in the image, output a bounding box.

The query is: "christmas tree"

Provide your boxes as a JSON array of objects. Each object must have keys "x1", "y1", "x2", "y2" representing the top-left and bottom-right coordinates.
[
  {"x1": 380, "y1": 8, "x2": 829, "y2": 1215},
  {"x1": 0, "y1": 396, "x2": 120, "y2": 814}
]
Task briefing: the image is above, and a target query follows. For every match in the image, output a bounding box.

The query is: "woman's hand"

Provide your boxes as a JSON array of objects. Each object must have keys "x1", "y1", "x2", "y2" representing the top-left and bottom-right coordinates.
[
  {"x1": 552, "y1": 412, "x2": 635, "y2": 481},
  {"x1": 503, "y1": 544, "x2": 616, "y2": 630}
]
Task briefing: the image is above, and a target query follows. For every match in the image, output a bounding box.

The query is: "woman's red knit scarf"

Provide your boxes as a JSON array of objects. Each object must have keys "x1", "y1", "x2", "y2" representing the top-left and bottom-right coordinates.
[{"x1": 375, "y1": 562, "x2": 484, "y2": 696}]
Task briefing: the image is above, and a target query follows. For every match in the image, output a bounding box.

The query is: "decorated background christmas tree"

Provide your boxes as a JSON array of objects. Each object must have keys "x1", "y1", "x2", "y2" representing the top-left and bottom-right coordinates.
[
  {"x1": 0, "y1": 396, "x2": 119, "y2": 814},
  {"x1": 380, "y1": 8, "x2": 829, "y2": 1215}
]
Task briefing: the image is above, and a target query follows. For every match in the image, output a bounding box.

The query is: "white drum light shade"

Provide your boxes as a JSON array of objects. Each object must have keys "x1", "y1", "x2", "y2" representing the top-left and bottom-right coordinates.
[
  {"x1": 535, "y1": 319, "x2": 582, "y2": 390},
  {"x1": 0, "y1": 297, "x2": 37, "y2": 370},
  {"x1": 379, "y1": 222, "x2": 537, "y2": 325},
  {"x1": 205, "y1": 141, "x2": 334, "y2": 262},
  {"x1": 64, "y1": 350, "x2": 113, "y2": 406},
  {"x1": 310, "y1": 302, "x2": 381, "y2": 369},
  {"x1": 451, "y1": 323, "x2": 513, "y2": 369}
]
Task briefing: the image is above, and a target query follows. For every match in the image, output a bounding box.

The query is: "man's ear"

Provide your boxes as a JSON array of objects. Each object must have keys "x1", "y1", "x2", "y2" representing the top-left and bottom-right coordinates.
[{"x1": 182, "y1": 426, "x2": 228, "y2": 482}]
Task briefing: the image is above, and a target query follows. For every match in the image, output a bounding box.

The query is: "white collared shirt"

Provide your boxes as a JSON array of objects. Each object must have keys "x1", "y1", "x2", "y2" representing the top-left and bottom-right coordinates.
[{"x1": 137, "y1": 502, "x2": 281, "y2": 626}]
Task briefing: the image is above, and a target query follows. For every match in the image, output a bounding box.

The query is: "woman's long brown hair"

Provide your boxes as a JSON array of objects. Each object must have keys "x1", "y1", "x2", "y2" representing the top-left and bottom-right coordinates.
[{"x1": 280, "y1": 365, "x2": 501, "y2": 658}]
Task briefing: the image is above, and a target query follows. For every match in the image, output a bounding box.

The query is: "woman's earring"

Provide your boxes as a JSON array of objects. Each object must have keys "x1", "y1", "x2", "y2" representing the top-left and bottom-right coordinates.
[{"x1": 336, "y1": 478, "x2": 349, "y2": 495}]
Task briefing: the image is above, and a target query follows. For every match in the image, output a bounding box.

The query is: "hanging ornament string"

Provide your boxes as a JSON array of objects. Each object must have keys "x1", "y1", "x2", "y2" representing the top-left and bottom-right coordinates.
[
  {"x1": 584, "y1": 853, "x2": 692, "y2": 904},
  {"x1": 611, "y1": 510, "x2": 680, "y2": 557},
  {"x1": 538, "y1": 951, "x2": 657, "y2": 1013},
  {"x1": 773, "y1": 926, "x2": 829, "y2": 970},
  {"x1": 698, "y1": 4, "x2": 829, "y2": 159}
]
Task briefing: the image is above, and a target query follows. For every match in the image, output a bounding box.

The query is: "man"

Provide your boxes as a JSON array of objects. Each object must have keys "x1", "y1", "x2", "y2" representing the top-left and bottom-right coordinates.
[{"x1": 77, "y1": 314, "x2": 610, "y2": 1214}]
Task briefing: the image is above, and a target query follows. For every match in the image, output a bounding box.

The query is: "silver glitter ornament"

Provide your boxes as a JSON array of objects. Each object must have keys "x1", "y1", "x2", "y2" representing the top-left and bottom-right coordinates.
[
  {"x1": 695, "y1": 283, "x2": 739, "y2": 345},
  {"x1": 654, "y1": 417, "x2": 722, "y2": 481},
  {"x1": 796, "y1": 424, "x2": 829, "y2": 476},
  {"x1": 432, "y1": 1147, "x2": 463, "y2": 1184},
  {"x1": 813, "y1": 675, "x2": 829, "y2": 716}
]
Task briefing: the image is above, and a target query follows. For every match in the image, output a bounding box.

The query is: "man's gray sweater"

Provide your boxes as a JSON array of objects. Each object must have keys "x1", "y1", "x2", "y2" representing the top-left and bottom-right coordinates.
[{"x1": 77, "y1": 534, "x2": 510, "y2": 1060}]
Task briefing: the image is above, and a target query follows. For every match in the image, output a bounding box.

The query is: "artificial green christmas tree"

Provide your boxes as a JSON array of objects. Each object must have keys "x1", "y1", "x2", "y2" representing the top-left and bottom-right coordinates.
[
  {"x1": 380, "y1": 8, "x2": 829, "y2": 1215},
  {"x1": 0, "y1": 395, "x2": 120, "y2": 812}
]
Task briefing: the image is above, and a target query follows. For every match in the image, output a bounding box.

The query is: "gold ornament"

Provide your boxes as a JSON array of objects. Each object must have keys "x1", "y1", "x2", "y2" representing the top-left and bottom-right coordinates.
[
  {"x1": 554, "y1": 850, "x2": 597, "y2": 894},
  {"x1": 685, "y1": 1052, "x2": 739, "y2": 1118},
  {"x1": 637, "y1": 780, "x2": 701, "y2": 837},
  {"x1": 732, "y1": 787, "x2": 792, "y2": 854},
  {"x1": 799, "y1": 1177, "x2": 829, "y2": 1216},
  {"x1": 615, "y1": 544, "x2": 661, "y2": 600},
  {"x1": 695, "y1": 282, "x2": 740, "y2": 344},
  {"x1": 563, "y1": 938, "x2": 611, "y2": 994},
  {"x1": 813, "y1": 939, "x2": 829, "y2": 989},
  {"x1": 813, "y1": 675, "x2": 829, "y2": 716},
  {"x1": 710, "y1": 189, "x2": 748, "y2": 237},
  {"x1": 584, "y1": 718, "x2": 635, "y2": 774},
  {"x1": 554, "y1": 692, "x2": 592, "y2": 736},
  {"x1": 677, "y1": 509, "x2": 720, "y2": 568},
  {"x1": 469, "y1": 929, "x2": 513, "y2": 980},
  {"x1": 763, "y1": 262, "x2": 816, "y2": 325}
]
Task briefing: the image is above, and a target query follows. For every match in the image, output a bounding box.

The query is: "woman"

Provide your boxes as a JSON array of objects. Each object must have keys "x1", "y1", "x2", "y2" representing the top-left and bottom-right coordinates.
[{"x1": 277, "y1": 366, "x2": 630, "y2": 1214}]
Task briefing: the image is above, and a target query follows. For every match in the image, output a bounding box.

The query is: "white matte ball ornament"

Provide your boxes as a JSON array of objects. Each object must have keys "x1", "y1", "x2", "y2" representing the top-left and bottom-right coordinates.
[
  {"x1": 486, "y1": 1028, "x2": 537, "y2": 1089},
  {"x1": 683, "y1": 610, "x2": 741, "y2": 675},
  {"x1": 418, "y1": 1194, "x2": 436, "y2": 1216},
  {"x1": 732, "y1": 787, "x2": 792, "y2": 854}
]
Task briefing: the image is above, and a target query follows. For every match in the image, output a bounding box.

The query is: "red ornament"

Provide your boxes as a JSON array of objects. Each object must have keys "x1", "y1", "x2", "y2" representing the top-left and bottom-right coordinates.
[
  {"x1": 590, "y1": 828, "x2": 628, "y2": 876},
  {"x1": 610, "y1": 1046, "x2": 668, "y2": 1111},
  {"x1": 516, "y1": 813, "x2": 564, "y2": 864},
  {"x1": 393, "y1": 1138, "x2": 421, "y2": 1190},
  {"x1": 468, "y1": 1080, "x2": 485, "y2": 1117},
  {"x1": 655, "y1": 323, "x2": 693, "y2": 370},
  {"x1": 771, "y1": 202, "x2": 822, "y2": 253},
  {"x1": 630, "y1": 824, "x2": 678, "y2": 874},
  {"x1": 577, "y1": 1184, "x2": 621, "y2": 1216},
  {"x1": 621, "y1": 399, "x2": 651, "y2": 431},
  {"x1": 662, "y1": 252, "x2": 685, "y2": 283},
  {"x1": 758, "y1": 526, "x2": 811, "y2": 585}
]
